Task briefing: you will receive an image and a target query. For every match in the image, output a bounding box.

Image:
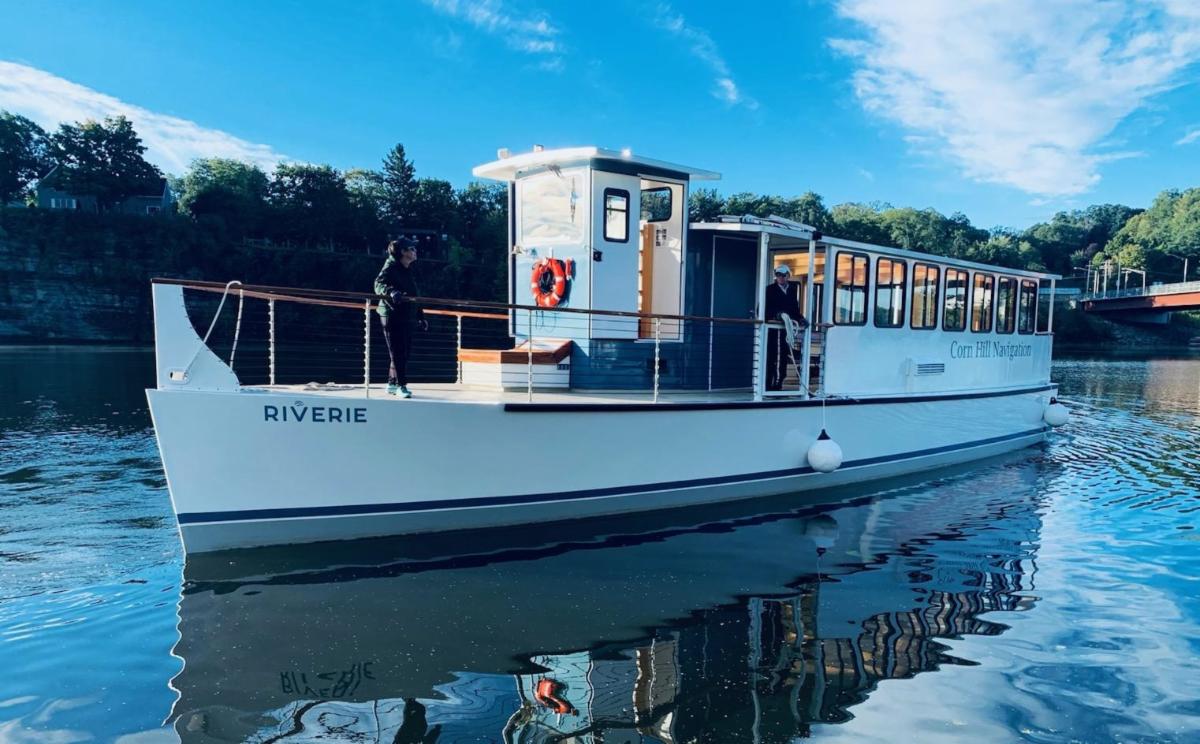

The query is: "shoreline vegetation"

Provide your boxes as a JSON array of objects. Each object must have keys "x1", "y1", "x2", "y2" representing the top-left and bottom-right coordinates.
[{"x1": 1, "y1": 110, "x2": 1198, "y2": 344}]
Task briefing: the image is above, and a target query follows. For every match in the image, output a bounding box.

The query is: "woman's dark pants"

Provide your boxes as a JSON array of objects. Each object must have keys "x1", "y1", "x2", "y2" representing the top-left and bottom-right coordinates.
[{"x1": 381, "y1": 313, "x2": 413, "y2": 386}]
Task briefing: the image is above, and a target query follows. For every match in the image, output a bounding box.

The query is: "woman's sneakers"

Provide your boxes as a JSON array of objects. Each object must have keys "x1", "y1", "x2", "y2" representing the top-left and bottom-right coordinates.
[
  {"x1": 387, "y1": 383, "x2": 413, "y2": 398},
  {"x1": 386, "y1": 383, "x2": 399, "y2": 395},
  {"x1": 400, "y1": 386, "x2": 413, "y2": 398}
]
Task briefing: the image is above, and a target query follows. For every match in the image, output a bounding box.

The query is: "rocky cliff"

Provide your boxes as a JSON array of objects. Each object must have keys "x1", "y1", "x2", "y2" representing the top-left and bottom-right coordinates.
[{"x1": 0, "y1": 209, "x2": 389, "y2": 342}]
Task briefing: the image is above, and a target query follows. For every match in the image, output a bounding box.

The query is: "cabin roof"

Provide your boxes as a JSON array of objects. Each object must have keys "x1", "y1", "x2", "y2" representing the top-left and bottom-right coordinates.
[
  {"x1": 692, "y1": 220, "x2": 1061, "y2": 280},
  {"x1": 473, "y1": 146, "x2": 721, "y2": 182}
]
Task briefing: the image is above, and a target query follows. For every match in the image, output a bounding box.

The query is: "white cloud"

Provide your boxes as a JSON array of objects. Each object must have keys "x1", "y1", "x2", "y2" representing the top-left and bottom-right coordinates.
[
  {"x1": 424, "y1": 0, "x2": 562, "y2": 67},
  {"x1": 0, "y1": 61, "x2": 285, "y2": 174},
  {"x1": 651, "y1": 4, "x2": 758, "y2": 110},
  {"x1": 1176, "y1": 127, "x2": 1200, "y2": 145},
  {"x1": 831, "y1": 0, "x2": 1200, "y2": 196}
]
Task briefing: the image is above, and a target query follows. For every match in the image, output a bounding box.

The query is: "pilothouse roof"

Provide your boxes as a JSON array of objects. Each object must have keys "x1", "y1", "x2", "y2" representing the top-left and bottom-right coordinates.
[{"x1": 473, "y1": 146, "x2": 721, "y2": 182}]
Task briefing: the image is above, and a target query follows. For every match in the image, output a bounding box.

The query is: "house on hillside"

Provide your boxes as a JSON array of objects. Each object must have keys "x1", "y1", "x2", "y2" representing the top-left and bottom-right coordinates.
[{"x1": 36, "y1": 165, "x2": 174, "y2": 215}]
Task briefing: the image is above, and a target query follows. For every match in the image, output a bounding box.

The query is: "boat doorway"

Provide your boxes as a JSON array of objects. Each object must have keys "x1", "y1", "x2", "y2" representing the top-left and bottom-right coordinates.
[
  {"x1": 770, "y1": 246, "x2": 827, "y2": 394},
  {"x1": 710, "y1": 236, "x2": 758, "y2": 389}
]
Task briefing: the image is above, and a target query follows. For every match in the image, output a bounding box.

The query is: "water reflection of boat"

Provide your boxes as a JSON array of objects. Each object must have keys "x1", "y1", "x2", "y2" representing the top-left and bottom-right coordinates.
[{"x1": 169, "y1": 459, "x2": 1044, "y2": 742}]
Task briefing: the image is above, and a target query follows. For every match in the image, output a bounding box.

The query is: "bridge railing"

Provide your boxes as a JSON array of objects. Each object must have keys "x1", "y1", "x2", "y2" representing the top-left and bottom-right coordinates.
[{"x1": 1080, "y1": 279, "x2": 1200, "y2": 302}]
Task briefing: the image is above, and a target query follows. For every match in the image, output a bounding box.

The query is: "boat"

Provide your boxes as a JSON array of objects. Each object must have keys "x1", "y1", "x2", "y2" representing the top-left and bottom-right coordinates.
[{"x1": 146, "y1": 146, "x2": 1067, "y2": 553}]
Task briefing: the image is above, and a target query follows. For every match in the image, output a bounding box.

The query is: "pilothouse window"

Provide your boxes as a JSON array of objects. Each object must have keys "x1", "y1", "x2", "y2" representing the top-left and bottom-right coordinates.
[
  {"x1": 874, "y1": 257, "x2": 906, "y2": 328},
  {"x1": 641, "y1": 187, "x2": 672, "y2": 222},
  {"x1": 834, "y1": 252, "x2": 869, "y2": 325},
  {"x1": 519, "y1": 172, "x2": 583, "y2": 246},
  {"x1": 603, "y1": 188, "x2": 630, "y2": 243}
]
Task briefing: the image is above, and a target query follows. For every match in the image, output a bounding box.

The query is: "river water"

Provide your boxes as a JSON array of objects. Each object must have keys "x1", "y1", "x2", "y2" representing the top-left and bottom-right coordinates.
[{"x1": 0, "y1": 347, "x2": 1197, "y2": 743}]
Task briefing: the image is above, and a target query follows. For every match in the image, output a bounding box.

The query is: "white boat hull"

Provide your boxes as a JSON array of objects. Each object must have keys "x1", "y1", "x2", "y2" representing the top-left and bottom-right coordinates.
[{"x1": 146, "y1": 386, "x2": 1052, "y2": 552}]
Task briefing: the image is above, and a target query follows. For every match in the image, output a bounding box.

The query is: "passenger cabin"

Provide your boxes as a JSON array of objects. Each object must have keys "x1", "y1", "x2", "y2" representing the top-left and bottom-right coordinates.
[{"x1": 471, "y1": 146, "x2": 1057, "y2": 399}]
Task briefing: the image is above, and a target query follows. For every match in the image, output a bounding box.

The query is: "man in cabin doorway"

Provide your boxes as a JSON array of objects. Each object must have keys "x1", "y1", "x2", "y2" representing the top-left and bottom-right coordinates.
[
  {"x1": 375, "y1": 238, "x2": 428, "y2": 398},
  {"x1": 765, "y1": 264, "x2": 807, "y2": 391}
]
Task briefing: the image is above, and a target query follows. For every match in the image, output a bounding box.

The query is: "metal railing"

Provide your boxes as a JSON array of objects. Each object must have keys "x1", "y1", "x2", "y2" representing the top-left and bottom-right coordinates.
[
  {"x1": 1080, "y1": 279, "x2": 1200, "y2": 301},
  {"x1": 157, "y1": 278, "x2": 824, "y2": 403}
]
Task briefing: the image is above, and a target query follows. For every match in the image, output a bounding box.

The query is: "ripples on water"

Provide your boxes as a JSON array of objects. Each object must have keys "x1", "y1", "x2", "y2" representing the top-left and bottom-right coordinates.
[{"x1": 0, "y1": 348, "x2": 1197, "y2": 742}]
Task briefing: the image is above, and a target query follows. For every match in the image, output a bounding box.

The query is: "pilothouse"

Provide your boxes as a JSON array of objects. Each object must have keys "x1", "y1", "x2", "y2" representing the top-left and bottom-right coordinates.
[{"x1": 146, "y1": 145, "x2": 1068, "y2": 552}]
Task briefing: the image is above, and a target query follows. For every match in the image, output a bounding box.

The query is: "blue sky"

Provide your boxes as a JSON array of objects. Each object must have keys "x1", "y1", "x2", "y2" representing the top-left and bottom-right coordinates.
[{"x1": 1, "y1": 0, "x2": 1199, "y2": 229}]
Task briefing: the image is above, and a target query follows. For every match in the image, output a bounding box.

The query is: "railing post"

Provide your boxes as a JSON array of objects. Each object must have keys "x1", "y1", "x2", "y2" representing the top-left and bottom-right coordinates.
[
  {"x1": 268, "y1": 298, "x2": 276, "y2": 386},
  {"x1": 707, "y1": 318, "x2": 714, "y2": 392},
  {"x1": 456, "y1": 314, "x2": 464, "y2": 384},
  {"x1": 364, "y1": 300, "x2": 372, "y2": 398},
  {"x1": 753, "y1": 322, "x2": 765, "y2": 402},
  {"x1": 527, "y1": 311, "x2": 534, "y2": 403},
  {"x1": 1048, "y1": 278, "x2": 1056, "y2": 334},
  {"x1": 653, "y1": 317, "x2": 661, "y2": 403},
  {"x1": 801, "y1": 237, "x2": 817, "y2": 400},
  {"x1": 229, "y1": 289, "x2": 244, "y2": 371}
]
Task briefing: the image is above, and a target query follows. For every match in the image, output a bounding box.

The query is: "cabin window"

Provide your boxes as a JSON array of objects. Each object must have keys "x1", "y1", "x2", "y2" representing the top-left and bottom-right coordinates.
[
  {"x1": 520, "y1": 172, "x2": 583, "y2": 246},
  {"x1": 1018, "y1": 280, "x2": 1038, "y2": 334},
  {"x1": 943, "y1": 268, "x2": 967, "y2": 331},
  {"x1": 603, "y1": 188, "x2": 630, "y2": 243},
  {"x1": 641, "y1": 187, "x2": 672, "y2": 222},
  {"x1": 834, "y1": 252, "x2": 869, "y2": 325},
  {"x1": 971, "y1": 273, "x2": 995, "y2": 333},
  {"x1": 996, "y1": 277, "x2": 1017, "y2": 334},
  {"x1": 874, "y1": 257, "x2": 906, "y2": 328},
  {"x1": 911, "y1": 263, "x2": 940, "y2": 329}
]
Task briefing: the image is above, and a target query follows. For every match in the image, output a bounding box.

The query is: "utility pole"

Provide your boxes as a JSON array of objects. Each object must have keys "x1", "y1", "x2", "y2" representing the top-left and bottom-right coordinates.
[{"x1": 1166, "y1": 253, "x2": 1189, "y2": 283}]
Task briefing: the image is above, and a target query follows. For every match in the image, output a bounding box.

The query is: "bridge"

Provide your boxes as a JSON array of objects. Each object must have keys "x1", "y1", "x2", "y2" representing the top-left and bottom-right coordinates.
[{"x1": 1080, "y1": 280, "x2": 1200, "y2": 323}]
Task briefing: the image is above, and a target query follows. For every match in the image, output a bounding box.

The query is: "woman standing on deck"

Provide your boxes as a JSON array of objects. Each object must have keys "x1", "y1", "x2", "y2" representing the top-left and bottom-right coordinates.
[{"x1": 374, "y1": 238, "x2": 428, "y2": 398}]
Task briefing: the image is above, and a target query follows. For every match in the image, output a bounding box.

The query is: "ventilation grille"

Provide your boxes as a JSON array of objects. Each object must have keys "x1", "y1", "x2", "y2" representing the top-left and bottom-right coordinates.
[{"x1": 914, "y1": 362, "x2": 945, "y2": 376}]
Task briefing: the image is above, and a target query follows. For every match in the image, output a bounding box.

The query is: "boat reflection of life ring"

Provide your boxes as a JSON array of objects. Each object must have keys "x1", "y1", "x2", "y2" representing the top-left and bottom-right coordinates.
[
  {"x1": 530, "y1": 258, "x2": 573, "y2": 308},
  {"x1": 534, "y1": 678, "x2": 576, "y2": 715}
]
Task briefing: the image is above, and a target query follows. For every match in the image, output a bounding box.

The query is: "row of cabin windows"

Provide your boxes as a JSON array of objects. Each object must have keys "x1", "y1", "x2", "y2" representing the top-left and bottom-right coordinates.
[{"x1": 833, "y1": 252, "x2": 1038, "y2": 334}]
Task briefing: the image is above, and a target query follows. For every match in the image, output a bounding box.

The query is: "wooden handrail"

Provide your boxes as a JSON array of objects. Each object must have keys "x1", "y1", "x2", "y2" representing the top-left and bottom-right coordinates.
[{"x1": 151, "y1": 277, "x2": 767, "y2": 326}]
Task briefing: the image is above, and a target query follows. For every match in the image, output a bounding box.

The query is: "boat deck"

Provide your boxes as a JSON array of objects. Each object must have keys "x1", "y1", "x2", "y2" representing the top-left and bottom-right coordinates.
[{"x1": 249, "y1": 383, "x2": 769, "y2": 405}]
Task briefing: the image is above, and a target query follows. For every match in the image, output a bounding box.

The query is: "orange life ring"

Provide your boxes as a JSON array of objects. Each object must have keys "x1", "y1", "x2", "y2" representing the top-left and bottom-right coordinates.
[
  {"x1": 534, "y1": 678, "x2": 576, "y2": 715},
  {"x1": 530, "y1": 258, "x2": 573, "y2": 308}
]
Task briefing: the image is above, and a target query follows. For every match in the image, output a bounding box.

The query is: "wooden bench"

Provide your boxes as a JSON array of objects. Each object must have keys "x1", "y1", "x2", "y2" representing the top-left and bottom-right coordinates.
[{"x1": 458, "y1": 339, "x2": 573, "y2": 389}]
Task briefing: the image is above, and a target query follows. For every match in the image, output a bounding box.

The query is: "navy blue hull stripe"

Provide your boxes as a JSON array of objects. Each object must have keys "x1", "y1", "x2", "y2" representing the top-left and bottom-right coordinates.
[{"x1": 177, "y1": 427, "x2": 1047, "y2": 525}]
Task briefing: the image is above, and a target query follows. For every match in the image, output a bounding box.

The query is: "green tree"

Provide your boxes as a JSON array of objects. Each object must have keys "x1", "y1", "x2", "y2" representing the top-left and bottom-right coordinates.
[
  {"x1": 1105, "y1": 189, "x2": 1200, "y2": 281},
  {"x1": 176, "y1": 158, "x2": 269, "y2": 236},
  {"x1": 47, "y1": 116, "x2": 162, "y2": 211},
  {"x1": 779, "y1": 192, "x2": 831, "y2": 230},
  {"x1": 830, "y1": 202, "x2": 890, "y2": 245},
  {"x1": 344, "y1": 168, "x2": 388, "y2": 251},
  {"x1": 267, "y1": 163, "x2": 356, "y2": 248},
  {"x1": 0, "y1": 111, "x2": 50, "y2": 204},
  {"x1": 454, "y1": 181, "x2": 508, "y2": 298},
  {"x1": 381, "y1": 143, "x2": 417, "y2": 226},
  {"x1": 409, "y1": 178, "x2": 457, "y2": 233},
  {"x1": 688, "y1": 188, "x2": 725, "y2": 222}
]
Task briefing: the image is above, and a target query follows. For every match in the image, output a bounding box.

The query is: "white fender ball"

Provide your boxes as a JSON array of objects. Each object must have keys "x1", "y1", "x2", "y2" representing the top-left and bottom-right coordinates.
[
  {"x1": 1043, "y1": 397, "x2": 1070, "y2": 427},
  {"x1": 807, "y1": 429, "x2": 843, "y2": 473}
]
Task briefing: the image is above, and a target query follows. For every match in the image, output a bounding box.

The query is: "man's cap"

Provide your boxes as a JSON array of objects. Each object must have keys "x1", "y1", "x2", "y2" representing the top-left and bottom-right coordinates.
[{"x1": 774, "y1": 264, "x2": 791, "y2": 276}]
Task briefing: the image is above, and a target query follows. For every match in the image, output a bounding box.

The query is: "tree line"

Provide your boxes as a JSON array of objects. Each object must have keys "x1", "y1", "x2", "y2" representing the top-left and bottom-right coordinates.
[{"x1": 3, "y1": 108, "x2": 1198, "y2": 296}]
